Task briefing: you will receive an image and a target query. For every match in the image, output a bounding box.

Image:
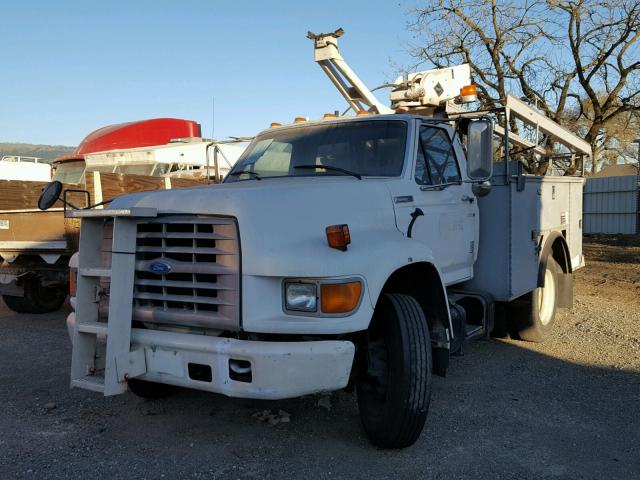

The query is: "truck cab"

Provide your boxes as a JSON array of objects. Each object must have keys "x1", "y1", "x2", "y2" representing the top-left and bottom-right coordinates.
[{"x1": 61, "y1": 30, "x2": 590, "y2": 449}]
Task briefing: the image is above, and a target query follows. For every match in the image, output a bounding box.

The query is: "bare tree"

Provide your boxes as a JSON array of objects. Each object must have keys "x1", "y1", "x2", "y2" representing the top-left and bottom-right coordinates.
[
  {"x1": 551, "y1": 0, "x2": 640, "y2": 173},
  {"x1": 407, "y1": 0, "x2": 640, "y2": 175},
  {"x1": 565, "y1": 99, "x2": 640, "y2": 169}
]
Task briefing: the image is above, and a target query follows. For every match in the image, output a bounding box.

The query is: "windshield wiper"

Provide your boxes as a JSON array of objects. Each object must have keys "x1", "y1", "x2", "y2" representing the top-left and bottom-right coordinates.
[
  {"x1": 293, "y1": 164, "x2": 362, "y2": 180},
  {"x1": 228, "y1": 170, "x2": 261, "y2": 180}
]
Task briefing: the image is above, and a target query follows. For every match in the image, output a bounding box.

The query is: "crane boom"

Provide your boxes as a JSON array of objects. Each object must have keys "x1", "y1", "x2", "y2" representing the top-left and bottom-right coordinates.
[
  {"x1": 308, "y1": 28, "x2": 394, "y2": 115},
  {"x1": 310, "y1": 28, "x2": 591, "y2": 160}
]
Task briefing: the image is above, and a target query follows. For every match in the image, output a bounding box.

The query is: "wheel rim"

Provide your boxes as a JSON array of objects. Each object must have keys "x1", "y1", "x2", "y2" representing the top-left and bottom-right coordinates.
[
  {"x1": 538, "y1": 267, "x2": 556, "y2": 325},
  {"x1": 29, "y1": 279, "x2": 66, "y2": 309}
]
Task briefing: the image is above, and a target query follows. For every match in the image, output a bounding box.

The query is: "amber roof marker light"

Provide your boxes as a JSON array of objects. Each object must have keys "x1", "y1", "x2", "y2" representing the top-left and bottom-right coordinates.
[
  {"x1": 326, "y1": 224, "x2": 351, "y2": 251},
  {"x1": 459, "y1": 84, "x2": 478, "y2": 103}
]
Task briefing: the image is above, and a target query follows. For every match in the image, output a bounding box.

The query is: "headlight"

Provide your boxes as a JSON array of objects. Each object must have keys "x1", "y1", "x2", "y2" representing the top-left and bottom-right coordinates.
[
  {"x1": 283, "y1": 279, "x2": 363, "y2": 315},
  {"x1": 284, "y1": 282, "x2": 317, "y2": 312}
]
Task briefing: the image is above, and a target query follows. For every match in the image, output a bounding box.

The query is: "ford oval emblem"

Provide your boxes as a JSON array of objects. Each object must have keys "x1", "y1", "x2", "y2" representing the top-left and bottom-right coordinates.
[{"x1": 149, "y1": 261, "x2": 172, "y2": 275}]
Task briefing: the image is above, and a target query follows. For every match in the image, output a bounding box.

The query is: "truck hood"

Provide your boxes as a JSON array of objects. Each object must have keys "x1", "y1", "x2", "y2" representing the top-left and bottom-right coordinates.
[{"x1": 111, "y1": 177, "x2": 401, "y2": 276}]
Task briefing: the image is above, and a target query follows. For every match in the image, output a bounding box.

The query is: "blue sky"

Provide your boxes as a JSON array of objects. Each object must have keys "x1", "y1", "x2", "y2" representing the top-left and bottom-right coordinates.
[{"x1": 1, "y1": 1, "x2": 416, "y2": 146}]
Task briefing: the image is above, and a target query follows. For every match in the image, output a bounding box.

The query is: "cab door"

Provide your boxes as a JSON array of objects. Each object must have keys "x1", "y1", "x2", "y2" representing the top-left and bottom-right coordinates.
[{"x1": 392, "y1": 123, "x2": 478, "y2": 285}]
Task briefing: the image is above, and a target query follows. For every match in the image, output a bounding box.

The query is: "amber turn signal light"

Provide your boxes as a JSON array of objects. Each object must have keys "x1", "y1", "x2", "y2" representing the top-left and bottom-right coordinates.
[
  {"x1": 321, "y1": 281, "x2": 362, "y2": 314},
  {"x1": 326, "y1": 224, "x2": 351, "y2": 251}
]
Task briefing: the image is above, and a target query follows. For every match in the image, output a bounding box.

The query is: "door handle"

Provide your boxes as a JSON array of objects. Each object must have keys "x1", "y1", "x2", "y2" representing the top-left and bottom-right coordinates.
[
  {"x1": 407, "y1": 208, "x2": 424, "y2": 238},
  {"x1": 461, "y1": 195, "x2": 475, "y2": 203}
]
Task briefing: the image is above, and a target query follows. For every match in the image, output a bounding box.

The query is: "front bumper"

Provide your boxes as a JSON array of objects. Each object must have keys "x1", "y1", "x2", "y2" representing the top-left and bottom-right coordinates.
[{"x1": 67, "y1": 314, "x2": 355, "y2": 400}]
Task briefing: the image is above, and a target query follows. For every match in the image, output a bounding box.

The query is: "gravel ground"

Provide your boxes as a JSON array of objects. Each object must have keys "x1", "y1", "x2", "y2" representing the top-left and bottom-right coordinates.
[{"x1": 1, "y1": 237, "x2": 639, "y2": 479}]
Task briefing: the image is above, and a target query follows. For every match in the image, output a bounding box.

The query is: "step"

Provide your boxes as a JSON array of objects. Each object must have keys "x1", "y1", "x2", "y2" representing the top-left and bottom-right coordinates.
[
  {"x1": 77, "y1": 321, "x2": 108, "y2": 335},
  {"x1": 464, "y1": 323, "x2": 484, "y2": 340},
  {"x1": 71, "y1": 375, "x2": 105, "y2": 393},
  {"x1": 79, "y1": 267, "x2": 111, "y2": 278}
]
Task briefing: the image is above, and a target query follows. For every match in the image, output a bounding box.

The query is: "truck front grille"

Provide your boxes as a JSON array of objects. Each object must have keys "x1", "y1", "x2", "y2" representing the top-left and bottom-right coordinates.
[{"x1": 132, "y1": 216, "x2": 240, "y2": 331}]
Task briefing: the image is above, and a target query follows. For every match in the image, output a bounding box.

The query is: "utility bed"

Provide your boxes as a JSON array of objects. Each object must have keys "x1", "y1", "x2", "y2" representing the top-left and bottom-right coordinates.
[{"x1": 462, "y1": 162, "x2": 584, "y2": 301}]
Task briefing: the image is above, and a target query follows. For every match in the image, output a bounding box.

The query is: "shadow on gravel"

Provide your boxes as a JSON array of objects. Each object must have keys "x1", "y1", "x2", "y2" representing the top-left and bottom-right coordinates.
[{"x1": 1, "y1": 304, "x2": 639, "y2": 479}]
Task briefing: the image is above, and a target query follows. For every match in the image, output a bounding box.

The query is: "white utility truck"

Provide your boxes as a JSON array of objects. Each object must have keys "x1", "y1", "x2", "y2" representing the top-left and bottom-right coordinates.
[{"x1": 55, "y1": 30, "x2": 590, "y2": 448}]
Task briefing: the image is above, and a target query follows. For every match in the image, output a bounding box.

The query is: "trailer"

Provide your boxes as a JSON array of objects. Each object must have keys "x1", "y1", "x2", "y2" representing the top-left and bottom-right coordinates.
[
  {"x1": 0, "y1": 119, "x2": 246, "y2": 313},
  {"x1": 59, "y1": 29, "x2": 591, "y2": 448},
  {"x1": 0, "y1": 156, "x2": 51, "y2": 182}
]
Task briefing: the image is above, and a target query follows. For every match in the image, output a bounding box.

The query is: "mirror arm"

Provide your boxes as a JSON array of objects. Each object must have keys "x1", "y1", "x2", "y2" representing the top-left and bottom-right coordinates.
[
  {"x1": 86, "y1": 198, "x2": 113, "y2": 209},
  {"x1": 63, "y1": 189, "x2": 91, "y2": 213},
  {"x1": 54, "y1": 197, "x2": 80, "y2": 210}
]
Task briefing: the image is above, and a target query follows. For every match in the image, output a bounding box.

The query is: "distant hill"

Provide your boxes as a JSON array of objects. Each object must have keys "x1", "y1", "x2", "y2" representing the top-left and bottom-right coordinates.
[{"x1": 0, "y1": 142, "x2": 75, "y2": 162}]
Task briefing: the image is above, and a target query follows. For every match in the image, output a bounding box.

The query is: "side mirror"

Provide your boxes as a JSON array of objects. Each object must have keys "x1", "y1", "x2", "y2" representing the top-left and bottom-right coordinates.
[
  {"x1": 38, "y1": 181, "x2": 63, "y2": 211},
  {"x1": 472, "y1": 180, "x2": 492, "y2": 197},
  {"x1": 466, "y1": 118, "x2": 493, "y2": 181}
]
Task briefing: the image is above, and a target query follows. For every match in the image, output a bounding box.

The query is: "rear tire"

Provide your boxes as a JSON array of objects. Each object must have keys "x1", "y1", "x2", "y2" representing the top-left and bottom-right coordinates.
[
  {"x1": 509, "y1": 257, "x2": 560, "y2": 342},
  {"x1": 128, "y1": 378, "x2": 178, "y2": 399},
  {"x1": 23, "y1": 278, "x2": 67, "y2": 314},
  {"x1": 356, "y1": 293, "x2": 432, "y2": 449},
  {"x1": 2, "y1": 295, "x2": 33, "y2": 314}
]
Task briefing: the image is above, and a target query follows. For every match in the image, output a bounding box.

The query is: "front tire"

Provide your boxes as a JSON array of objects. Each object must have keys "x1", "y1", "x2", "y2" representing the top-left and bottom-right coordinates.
[
  {"x1": 509, "y1": 257, "x2": 560, "y2": 342},
  {"x1": 356, "y1": 293, "x2": 432, "y2": 449}
]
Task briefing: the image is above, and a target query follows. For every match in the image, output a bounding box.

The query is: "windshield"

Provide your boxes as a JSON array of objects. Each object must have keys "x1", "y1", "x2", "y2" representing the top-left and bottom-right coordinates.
[
  {"x1": 83, "y1": 163, "x2": 158, "y2": 176},
  {"x1": 225, "y1": 120, "x2": 407, "y2": 182},
  {"x1": 52, "y1": 161, "x2": 85, "y2": 184},
  {"x1": 115, "y1": 163, "x2": 155, "y2": 176}
]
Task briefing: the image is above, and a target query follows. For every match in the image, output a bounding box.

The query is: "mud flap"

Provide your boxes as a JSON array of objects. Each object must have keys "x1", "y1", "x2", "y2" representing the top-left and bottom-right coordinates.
[
  {"x1": 432, "y1": 346, "x2": 449, "y2": 377},
  {"x1": 557, "y1": 272, "x2": 573, "y2": 308}
]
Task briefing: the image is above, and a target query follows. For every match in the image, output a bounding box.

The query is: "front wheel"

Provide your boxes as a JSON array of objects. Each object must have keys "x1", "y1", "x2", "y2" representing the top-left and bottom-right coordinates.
[
  {"x1": 509, "y1": 257, "x2": 560, "y2": 342},
  {"x1": 356, "y1": 293, "x2": 432, "y2": 449}
]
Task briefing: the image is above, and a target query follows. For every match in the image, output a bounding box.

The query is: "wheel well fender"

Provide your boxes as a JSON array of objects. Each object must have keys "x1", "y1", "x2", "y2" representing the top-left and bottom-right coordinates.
[
  {"x1": 378, "y1": 262, "x2": 452, "y2": 345},
  {"x1": 538, "y1": 231, "x2": 571, "y2": 285},
  {"x1": 538, "y1": 231, "x2": 573, "y2": 307}
]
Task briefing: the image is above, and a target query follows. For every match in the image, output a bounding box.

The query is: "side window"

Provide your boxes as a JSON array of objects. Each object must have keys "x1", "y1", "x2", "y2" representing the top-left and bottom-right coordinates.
[{"x1": 415, "y1": 126, "x2": 461, "y2": 185}]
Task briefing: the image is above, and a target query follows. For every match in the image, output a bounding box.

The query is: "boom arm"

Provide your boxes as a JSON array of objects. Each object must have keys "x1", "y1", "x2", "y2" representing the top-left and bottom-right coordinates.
[{"x1": 308, "y1": 28, "x2": 394, "y2": 115}]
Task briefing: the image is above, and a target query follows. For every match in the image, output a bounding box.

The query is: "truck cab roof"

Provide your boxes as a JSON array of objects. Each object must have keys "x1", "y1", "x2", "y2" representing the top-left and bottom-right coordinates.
[{"x1": 258, "y1": 113, "x2": 436, "y2": 137}]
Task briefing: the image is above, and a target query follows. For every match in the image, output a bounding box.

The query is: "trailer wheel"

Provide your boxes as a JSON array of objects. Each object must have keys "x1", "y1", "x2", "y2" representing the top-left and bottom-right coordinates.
[
  {"x1": 127, "y1": 378, "x2": 178, "y2": 399},
  {"x1": 23, "y1": 278, "x2": 67, "y2": 314},
  {"x1": 510, "y1": 257, "x2": 560, "y2": 342},
  {"x1": 2, "y1": 295, "x2": 33, "y2": 314},
  {"x1": 356, "y1": 293, "x2": 432, "y2": 449}
]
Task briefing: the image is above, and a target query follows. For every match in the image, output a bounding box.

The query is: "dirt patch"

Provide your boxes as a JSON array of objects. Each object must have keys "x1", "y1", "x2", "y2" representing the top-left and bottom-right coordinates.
[{"x1": 579, "y1": 235, "x2": 640, "y2": 309}]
